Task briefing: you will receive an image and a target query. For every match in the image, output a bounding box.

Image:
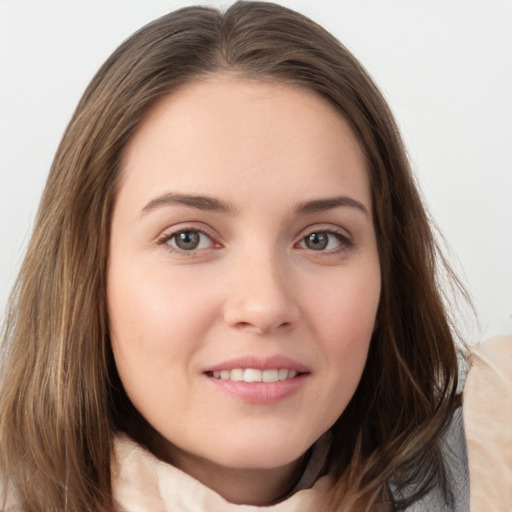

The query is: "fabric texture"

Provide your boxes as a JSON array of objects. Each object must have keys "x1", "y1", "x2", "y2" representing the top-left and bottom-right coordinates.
[
  {"x1": 463, "y1": 335, "x2": 512, "y2": 511},
  {"x1": 391, "y1": 407, "x2": 470, "y2": 511},
  {"x1": 111, "y1": 435, "x2": 331, "y2": 512}
]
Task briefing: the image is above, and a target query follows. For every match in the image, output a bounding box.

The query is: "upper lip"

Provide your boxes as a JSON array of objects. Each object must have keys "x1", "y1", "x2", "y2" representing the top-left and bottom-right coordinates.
[{"x1": 204, "y1": 355, "x2": 309, "y2": 373}]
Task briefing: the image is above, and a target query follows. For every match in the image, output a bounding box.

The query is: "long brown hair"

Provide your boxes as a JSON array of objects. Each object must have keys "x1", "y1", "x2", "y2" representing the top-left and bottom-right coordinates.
[{"x1": 0, "y1": 2, "x2": 468, "y2": 511}]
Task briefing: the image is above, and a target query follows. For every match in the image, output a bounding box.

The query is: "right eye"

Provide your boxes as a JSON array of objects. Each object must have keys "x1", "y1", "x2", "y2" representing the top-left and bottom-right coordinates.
[{"x1": 163, "y1": 229, "x2": 214, "y2": 252}]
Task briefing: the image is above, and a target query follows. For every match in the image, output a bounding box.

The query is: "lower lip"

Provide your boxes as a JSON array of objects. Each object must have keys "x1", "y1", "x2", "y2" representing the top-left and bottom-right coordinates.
[{"x1": 206, "y1": 374, "x2": 308, "y2": 403}]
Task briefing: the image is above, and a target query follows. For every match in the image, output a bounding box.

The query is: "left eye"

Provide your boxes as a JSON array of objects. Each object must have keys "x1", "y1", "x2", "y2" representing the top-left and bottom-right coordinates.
[
  {"x1": 299, "y1": 231, "x2": 343, "y2": 251},
  {"x1": 166, "y1": 230, "x2": 213, "y2": 251}
]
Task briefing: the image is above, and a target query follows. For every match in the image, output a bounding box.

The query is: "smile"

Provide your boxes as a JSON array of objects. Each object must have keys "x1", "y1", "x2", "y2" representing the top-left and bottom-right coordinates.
[
  {"x1": 210, "y1": 368, "x2": 299, "y2": 382},
  {"x1": 204, "y1": 356, "x2": 309, "y2": 403}
]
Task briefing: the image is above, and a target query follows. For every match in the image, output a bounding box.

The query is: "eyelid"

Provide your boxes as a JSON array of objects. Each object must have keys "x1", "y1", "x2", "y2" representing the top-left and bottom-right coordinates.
[
  {"x1": 295, "y1": 225, "x2": 354, "y2": 252},
  {"x1": 297, "y1": 224, "x2": 352, "y2": 241},
  {"x1": 156, "y1": 224, "x2": 221, "y2": 253}
]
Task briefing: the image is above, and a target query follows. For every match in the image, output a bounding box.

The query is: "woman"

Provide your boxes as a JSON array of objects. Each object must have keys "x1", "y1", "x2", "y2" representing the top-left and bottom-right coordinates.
[{"x1": 0, "y1": 2, "x2": 474, "y2": 510}]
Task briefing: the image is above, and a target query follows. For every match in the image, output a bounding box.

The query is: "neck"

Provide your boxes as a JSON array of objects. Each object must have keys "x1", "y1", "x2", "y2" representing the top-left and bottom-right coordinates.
[{"x1": 170, "y1": 448, "x2": 303, "y2": 506}]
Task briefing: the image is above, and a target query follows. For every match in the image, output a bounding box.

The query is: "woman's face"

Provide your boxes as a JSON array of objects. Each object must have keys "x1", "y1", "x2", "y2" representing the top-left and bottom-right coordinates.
[{"x1": 108, "y1": 76, "x2": 381, "y2": 480}]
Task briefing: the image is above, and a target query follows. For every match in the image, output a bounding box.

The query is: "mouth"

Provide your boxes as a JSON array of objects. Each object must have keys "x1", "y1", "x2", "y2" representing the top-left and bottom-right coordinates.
[
  {"x1": 206, "y1": 368, "x2": 302, "y2": 382},
  {"x1": 203, "y1": 355, "x2": 309, "y2": 403}
]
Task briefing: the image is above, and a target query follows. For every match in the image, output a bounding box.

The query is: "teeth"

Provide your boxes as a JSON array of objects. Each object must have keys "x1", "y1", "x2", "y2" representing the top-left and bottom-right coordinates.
[
  {"x1": 212, "y1": 368, "x2": 299, "y2": 382},
  {"x1": 262, "y1": 369, "x2": 278, "y2": 383},
  {"x1": 278, "y1": 368, "x2": 288, "y2": 380},
  {"x1": 230, "y1": 368, "x2": 244, "y2": 381},
  {"x1": 244, "y1": 368, "x2": 262, "y2": 382}
]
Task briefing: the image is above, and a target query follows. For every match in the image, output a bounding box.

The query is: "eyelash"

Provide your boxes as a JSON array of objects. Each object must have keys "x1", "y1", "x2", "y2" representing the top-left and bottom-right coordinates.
[
  {"x1": 157, "y1": 226, "x2": 217, "y2": 255},
  {"x1": 297, "y1": 227, "x2": 353, "y2": 254},
  {"x1": 156, "y1": 226, "x2": 353, "y2": 255}
]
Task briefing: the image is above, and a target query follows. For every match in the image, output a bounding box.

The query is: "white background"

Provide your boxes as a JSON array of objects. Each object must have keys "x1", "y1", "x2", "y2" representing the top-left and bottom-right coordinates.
[{"x1": 1, "y1": 0, "x2": 511, "y2": 342}]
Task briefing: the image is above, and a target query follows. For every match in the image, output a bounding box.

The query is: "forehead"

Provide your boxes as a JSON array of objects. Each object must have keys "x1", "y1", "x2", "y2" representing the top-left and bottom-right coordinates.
[{"x1": 119, "y1": 75, "x2": 371, "y2": 213}]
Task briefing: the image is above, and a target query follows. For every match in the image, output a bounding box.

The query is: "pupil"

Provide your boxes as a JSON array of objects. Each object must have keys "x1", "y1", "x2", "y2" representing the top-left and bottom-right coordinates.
[
  {"x1": 176, "y1": 231, "x2": 200, "y2": 250},
  {"x1": 306, "y1": 232, "x2": 328, "y2": 250}
]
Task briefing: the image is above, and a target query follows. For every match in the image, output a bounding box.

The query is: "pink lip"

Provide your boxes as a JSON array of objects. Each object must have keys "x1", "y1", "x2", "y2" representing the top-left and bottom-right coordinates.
[
  {"x1": 206, "y1": 375, "x2": 308, "y2": 404},
  {"x1": 203, "y1": 354, "x2": 310, "y2": 404},
  {"x1": 204, "y1": 354, "x2": 309, "y2": 373}
]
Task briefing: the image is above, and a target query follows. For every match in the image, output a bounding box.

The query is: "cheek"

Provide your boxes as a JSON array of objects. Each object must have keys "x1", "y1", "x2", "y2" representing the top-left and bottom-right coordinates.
[
  {"x1": 108, "y1": 261, "x2": 216, "y2": 353},
  {"x1": 314, "y1": 304, "x2": 376, "y2": 433},
  {"x1": 309, "y1": 266, "x2": 380, "y2": 346},
  {"x1": 106, "y1": 262, "x2": 225, "y2": 420},
  {"x1": 106, "y1": 262, "x2": 219, "y2": 416},
  {"x1": 305, "y1": 263, "x2": 380, "y2": 407}
]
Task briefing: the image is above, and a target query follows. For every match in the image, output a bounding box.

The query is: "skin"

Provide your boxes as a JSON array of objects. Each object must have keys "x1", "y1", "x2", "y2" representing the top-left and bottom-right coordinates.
[{"x1": 108, "y1": 75, "x2": 381, "y2": 505}]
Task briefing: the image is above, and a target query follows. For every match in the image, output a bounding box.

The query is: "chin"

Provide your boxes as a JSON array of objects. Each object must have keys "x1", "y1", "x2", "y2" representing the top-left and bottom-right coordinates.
[{"x1": 202, "y1": 431, "x2": 315, "y2": 470}]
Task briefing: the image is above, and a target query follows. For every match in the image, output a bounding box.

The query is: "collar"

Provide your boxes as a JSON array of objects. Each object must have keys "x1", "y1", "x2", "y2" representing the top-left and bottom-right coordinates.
[{"x1": 111, "y1": 434, "x2": 331, "y2": 512}]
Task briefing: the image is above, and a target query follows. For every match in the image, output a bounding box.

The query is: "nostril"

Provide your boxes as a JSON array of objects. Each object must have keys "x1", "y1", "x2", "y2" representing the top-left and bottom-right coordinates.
[
  {"x1": 233, "y1": 320, "x2": 292, "y2": 333},
  {"x1": 224, "y1": 298, "x2": 299, "y2": 333}
]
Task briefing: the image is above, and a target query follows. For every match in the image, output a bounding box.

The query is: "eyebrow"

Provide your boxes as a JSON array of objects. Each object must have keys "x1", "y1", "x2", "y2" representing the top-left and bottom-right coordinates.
[
  {"x1": 295, "y1": 196, "x2": 369, "y2": 216},
  {"x1": 140, "y1": 192, "x2": 369, "y2": 217},
  {"x1": 141, "y1": 192, "x2": 237, "y2": 216}
]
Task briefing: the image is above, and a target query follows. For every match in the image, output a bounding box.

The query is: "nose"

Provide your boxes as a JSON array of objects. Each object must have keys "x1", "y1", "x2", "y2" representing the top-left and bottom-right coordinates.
[{"x1": 222, "y1": 250, "x2": 299, "y2": 335}]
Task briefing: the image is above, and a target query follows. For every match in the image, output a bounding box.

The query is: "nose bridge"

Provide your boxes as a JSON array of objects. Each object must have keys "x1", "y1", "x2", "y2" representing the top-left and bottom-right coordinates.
[{"x1": 223, "y1": 242, "x2": 297, "y2": 333}]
